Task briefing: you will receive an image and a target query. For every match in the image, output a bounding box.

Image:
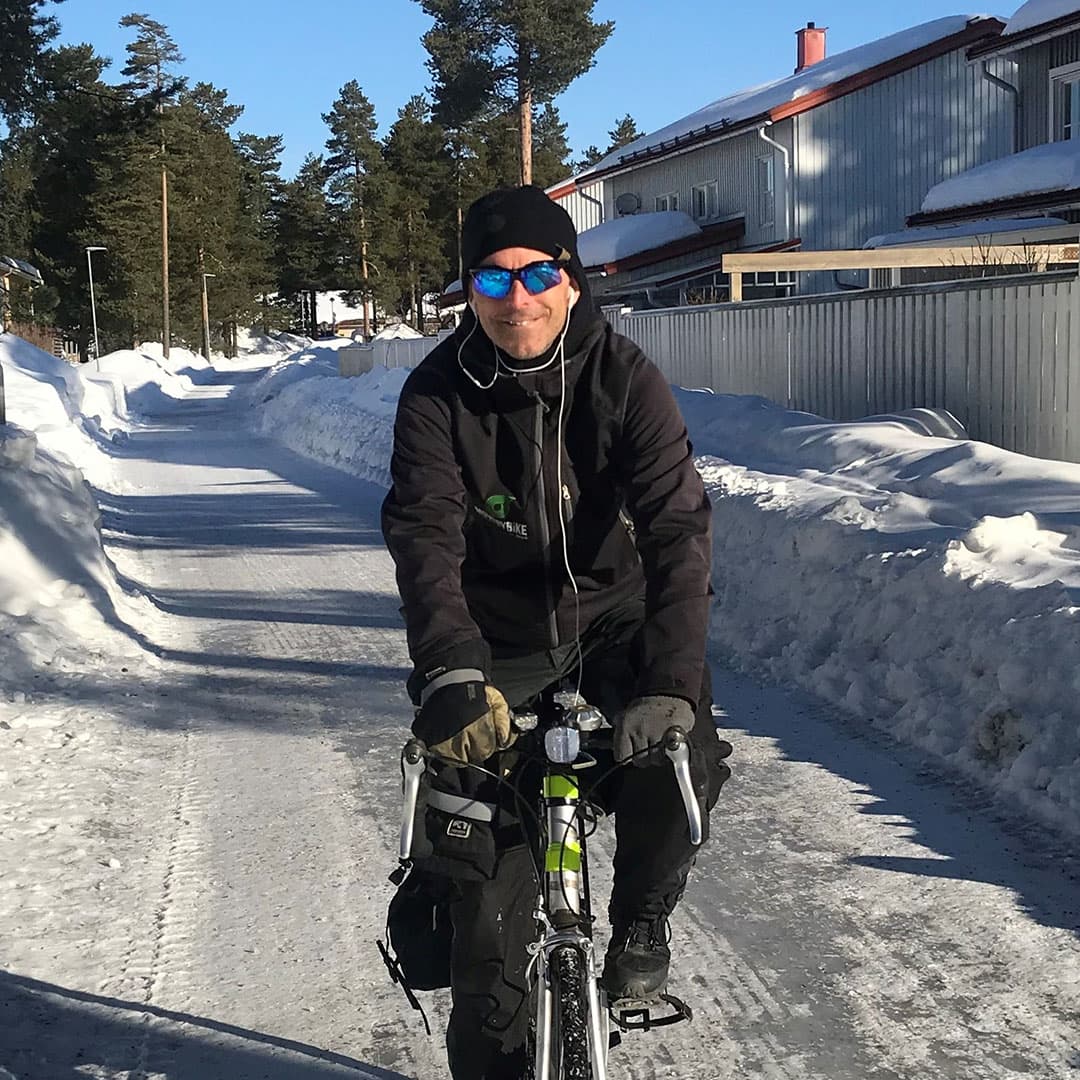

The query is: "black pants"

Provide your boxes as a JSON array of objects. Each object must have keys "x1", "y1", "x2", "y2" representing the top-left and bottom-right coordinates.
[{"x1": 438, "y1": 600, "x2": 730, "y2": 1080}]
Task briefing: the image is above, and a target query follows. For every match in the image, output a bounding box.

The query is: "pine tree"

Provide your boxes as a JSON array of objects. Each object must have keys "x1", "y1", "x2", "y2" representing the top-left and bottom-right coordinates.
[
  {"x1": 236, "y1": 133, "x2": 285, "y2": 342},
  {"x1": 0, "y1": 0, "x2": 61, "y2": 122},
  {"x1": 419, "y1": 0, "x2": 613, "y2": 185},
  {"x1": 275, "y1": 154, "x2": 332, "y2": 334},
  {"x1": 323, "y1": 80, "x2": 382, "y2": 336},
  {"x1": 380, "y1": 97, "x2": 452, "y2": 327},
  {"x1": 606, "y1": 113, "x2": 641, "y2": 152},
  {"x1": 118, "y1": 13, "x2": 186, "y2": 355}
]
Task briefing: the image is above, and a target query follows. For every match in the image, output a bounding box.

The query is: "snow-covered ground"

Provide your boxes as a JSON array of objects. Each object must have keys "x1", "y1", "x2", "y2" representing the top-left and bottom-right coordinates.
[
  {"x1": 3, "y1": 329, "x2": 1080, "y2": 1079},
  {"x1": 243, "y1": 344, "x2": 1080, "y2": 838},
  {"x1": 4, "y1": 327, "x2": 1080, "y2": 836}
]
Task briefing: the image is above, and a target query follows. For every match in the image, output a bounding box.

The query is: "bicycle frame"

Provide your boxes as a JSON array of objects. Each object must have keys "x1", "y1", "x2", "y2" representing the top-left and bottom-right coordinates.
[
  {"x1": 522, "y1": 690, "x2": 609, "y2": 1079},
  {"x1": 396, "y1": 689, "x2": 702, "y2": 1079}
]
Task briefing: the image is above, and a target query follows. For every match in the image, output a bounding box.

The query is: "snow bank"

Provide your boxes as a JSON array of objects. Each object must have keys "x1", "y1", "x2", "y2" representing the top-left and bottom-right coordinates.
[
  {"x1": 0, "y1": 424, "x2": 152, "y2": 692},
  {"x1": 246, "y1": 363, "x2": 1080, "y2": 837},
  {"x1": 247, "y1": 362, "x2": 406, "y2": 488}
]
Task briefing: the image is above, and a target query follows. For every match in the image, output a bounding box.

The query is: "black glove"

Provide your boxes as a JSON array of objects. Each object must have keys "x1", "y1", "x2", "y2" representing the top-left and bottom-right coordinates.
[
  {"x1": 412, "y1": 670, "x2": 514, "y2": 767},
  {"x1": 614, "y1": 695, "x2": 695, "y2": 767}
]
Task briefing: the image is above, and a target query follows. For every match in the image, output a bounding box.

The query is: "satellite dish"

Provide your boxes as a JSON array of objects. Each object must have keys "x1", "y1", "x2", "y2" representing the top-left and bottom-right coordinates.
[{"x1": 614, "y1": 192, "x2": 641, "y2": 216}]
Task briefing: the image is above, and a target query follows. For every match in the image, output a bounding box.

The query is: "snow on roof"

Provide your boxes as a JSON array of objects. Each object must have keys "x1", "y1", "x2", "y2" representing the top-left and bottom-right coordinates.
[
  {"x1": 577, "y1": 211, "x2": 701, "y2": 267},
  {"x1": 369, "y1": 323, "x2": 423, "y2": 341},
  {"x1": 0, "y1": 254, "x2": 43, "y2": 285},
  {"x1": 921, "y1": 140, "x2": 1080, "y2": 213},
  {"x1": 864, "y1": 215, "x2": 1072, "y2": 246},
  {"x1": 576, "y1": 16, "x2": 991, "y2": 180},
  {"x1": 1004, "y1": 0, "x2": 1080, "y2": 36}
]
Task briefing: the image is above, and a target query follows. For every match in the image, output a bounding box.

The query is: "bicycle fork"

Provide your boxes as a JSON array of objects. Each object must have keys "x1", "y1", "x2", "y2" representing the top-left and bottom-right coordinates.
[{"x1": 533, "y1": 769, "x2": 609, "y2": 1080}]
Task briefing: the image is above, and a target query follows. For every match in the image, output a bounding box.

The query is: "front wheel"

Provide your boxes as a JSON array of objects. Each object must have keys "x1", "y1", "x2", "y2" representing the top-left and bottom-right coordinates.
[{"x1": 552, "y1": 945, "x2": 592, "y2": 1079}]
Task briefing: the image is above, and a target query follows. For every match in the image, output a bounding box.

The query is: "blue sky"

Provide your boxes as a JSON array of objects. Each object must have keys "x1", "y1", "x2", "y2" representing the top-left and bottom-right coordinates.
[{"x1": 54, "y1": 1, "x2": 1007, "y2": 181}]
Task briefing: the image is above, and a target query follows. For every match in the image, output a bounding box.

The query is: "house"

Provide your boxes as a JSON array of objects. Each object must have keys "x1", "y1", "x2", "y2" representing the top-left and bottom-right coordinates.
[
  {"x1": 909, "y1": 0, "x2": 1080, "y2": 228},
  {"x1": 552, "y1": 15, "x2": 1015, "y2": 304}
]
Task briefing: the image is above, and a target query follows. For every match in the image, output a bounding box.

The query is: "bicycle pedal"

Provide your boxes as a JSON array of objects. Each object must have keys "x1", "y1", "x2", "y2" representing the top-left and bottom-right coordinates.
[{"x1": 609, "y1": 992, "x2": 693, "y2": 1031}]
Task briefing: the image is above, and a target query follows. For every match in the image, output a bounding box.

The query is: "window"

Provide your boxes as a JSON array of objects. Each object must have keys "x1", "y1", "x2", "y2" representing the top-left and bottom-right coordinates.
[
  {"x1": 1050, "y1": 61, "x2": 1080, "y2": 141},
  {"x1": 691, "y1": 181, "x2": 719, "y2": 221},
  {"x1": 757, "y1": 155, "x2": 775, "y2": 229},
  {"x1": 654, "y1": 191, "x2": 679, "y2": 212}
]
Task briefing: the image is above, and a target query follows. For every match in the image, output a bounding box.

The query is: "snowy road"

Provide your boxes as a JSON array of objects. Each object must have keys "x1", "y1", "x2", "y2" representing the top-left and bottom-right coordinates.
[{"x1": 3, "y1": 369, "x2": 1079, "y2": 1079}]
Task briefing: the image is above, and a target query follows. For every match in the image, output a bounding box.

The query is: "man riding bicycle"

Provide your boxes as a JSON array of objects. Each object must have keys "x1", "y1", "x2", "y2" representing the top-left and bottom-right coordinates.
[{"x1": 382, "y1": 184, "x2": 731, "y2": 1080}]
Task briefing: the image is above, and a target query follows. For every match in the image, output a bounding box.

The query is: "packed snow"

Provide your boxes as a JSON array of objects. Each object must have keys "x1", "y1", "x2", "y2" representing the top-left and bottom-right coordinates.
[
  {"x1": 235, "y1": 340, "x2": 1080, "y2": 837},
  {"x1": 578, "y1": 211, "x2": 703, "y2": 267},
  {"x1": 1004, "y1": 0, "x2": 1080, "y2": 35},
  {"x1": 3, "y1": 324, "x2": 1080, "y2": 852},
  {"x1": 575, "y1": 16, "x2": 995, "y2": 179},
  {"x1": 921, "y1": 140, "x2": 1080, "y2": 213}
]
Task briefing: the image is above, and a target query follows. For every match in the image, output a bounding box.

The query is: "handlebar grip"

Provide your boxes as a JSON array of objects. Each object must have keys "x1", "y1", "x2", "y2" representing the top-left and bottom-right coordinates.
[
  {"x1": 662, "y1": 726, "x2": 703, "y2": 846},
  {"x1": 399, "y1": 739, "x2": 427, "y2": 861}
]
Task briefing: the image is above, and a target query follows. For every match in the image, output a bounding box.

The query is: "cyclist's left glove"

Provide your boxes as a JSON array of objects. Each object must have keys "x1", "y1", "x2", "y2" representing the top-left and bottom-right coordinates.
[
  {"x1": 615, "y1": 695, "x2": 695, "y2": 767},
  {"x1": 413, "y1": 669, "x2": 515, "y2": 767}
]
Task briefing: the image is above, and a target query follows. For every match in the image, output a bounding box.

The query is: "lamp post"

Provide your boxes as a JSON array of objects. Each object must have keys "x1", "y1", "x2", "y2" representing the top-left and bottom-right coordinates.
[
  {"x1": 200, "y1": 272, "x2": 216, "y2": 361},
  {"x1": 86, "y1": 246, "x2": 106, "y2": 369}
]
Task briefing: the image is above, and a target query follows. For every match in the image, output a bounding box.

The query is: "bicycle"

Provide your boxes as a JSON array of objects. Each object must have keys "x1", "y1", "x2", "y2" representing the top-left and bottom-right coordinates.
[{"x1": 391, "y1": 685, "x2": 703, "y2": 1079}]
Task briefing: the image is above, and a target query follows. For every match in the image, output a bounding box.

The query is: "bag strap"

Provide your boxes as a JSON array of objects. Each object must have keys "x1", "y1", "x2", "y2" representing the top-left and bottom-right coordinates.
[{"x1": 377, "y1": 863, "x2": 433, "y2": 1036}]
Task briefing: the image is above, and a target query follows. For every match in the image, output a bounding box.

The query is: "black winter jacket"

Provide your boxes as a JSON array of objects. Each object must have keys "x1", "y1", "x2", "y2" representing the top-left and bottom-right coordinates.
[{"x1": 381, "y1": 306, "x2": 713, "y2": 708}]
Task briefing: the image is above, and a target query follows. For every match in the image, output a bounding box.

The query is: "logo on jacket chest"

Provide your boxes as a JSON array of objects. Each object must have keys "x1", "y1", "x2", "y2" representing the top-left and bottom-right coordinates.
[{"x1": 476, "y1": 493, "x2": 529, "y2": 539}]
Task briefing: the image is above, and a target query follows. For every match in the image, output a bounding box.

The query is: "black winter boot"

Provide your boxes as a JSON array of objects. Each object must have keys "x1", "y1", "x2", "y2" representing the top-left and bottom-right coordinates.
[{"x1": 601, "y1": 915, "x2": 671, "y2": 1001}]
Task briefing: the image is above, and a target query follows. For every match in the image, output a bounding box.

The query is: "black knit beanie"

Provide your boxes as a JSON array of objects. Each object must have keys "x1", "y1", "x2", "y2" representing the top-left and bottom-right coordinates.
[{"x1": 461, "y1": 185, "x2": 582, "y2": 282}]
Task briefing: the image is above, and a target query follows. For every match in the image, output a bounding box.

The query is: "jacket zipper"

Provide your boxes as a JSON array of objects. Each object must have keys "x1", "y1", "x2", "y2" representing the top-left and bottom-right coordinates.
[{"x1": 534, "y1": 400, "x2": 560, "y2": 647}]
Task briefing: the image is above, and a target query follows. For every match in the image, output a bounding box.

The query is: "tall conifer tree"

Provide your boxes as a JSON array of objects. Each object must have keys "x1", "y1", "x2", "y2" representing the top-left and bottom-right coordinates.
[
  {"x1": 418, "y1": 0, "x2": 612, "y2": 184},
  {"x1": 323, "y1": 80, "x2": 381, "y2": 336}
]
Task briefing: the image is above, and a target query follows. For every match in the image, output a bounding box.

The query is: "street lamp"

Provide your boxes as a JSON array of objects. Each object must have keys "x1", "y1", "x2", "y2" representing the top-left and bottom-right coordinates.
[
  {"x1": 85, "y1": 246, "x2": 106, "y2": 369},
  {"x1": 200, "y1": 272, "x2": 216, "y2": 361}
]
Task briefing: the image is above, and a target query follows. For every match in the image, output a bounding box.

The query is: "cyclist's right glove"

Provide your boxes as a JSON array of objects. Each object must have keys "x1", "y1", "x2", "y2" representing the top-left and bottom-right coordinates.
[{"x1": 413, "y1": 669, "x2": 515, "y2": 767}]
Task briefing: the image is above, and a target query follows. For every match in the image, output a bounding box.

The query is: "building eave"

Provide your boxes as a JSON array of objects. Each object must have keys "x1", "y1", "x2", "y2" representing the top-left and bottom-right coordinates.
[{"x1": 968, "y1": 12, "x2": 1080, "y2": 61}]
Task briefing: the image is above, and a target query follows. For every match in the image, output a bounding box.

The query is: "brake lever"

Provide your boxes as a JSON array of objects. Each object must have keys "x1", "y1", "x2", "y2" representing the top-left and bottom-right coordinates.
[
  {"x1": 662, "y1": 727, "x2": 703, "y2": 846},
  {"x1": 399, "y1": 738, "x2": 426, "y2": 861}
]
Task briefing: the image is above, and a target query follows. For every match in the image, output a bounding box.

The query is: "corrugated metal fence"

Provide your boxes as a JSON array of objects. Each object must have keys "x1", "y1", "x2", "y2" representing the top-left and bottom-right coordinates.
[
  {"x1": 606, "y1": 271, "x2": 1080, "y2": 463},
  {"x1": 339, "y1": 330, "x2": 453, "y2": 376}
]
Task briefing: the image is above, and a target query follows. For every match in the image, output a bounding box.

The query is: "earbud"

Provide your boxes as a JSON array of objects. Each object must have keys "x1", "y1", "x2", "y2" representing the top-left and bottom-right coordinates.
[{"x1": 568, "y1": 289, "x2": 579, "y2": 310}]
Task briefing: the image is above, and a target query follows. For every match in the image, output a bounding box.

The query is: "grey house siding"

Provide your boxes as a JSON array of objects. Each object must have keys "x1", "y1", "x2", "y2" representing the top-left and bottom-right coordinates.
[
  {"x1": 792, "y1": 49, "x2": 1014, "y2": 292},
  {"x1": 604, "y1": 129, "x2": 783, "y2": 250},
  {"x1": 1015, "y1": 31, "x2": 1080, "y2": 149},
  {"x1": 555, "y1": 186, "x2": 604, "y2": 234}
]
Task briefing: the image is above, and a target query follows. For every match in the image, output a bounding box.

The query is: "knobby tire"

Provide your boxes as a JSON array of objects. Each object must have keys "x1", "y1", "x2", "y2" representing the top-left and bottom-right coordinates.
[{"x1": 553, "y1": 944, "x2": 592, "y2": 1079}]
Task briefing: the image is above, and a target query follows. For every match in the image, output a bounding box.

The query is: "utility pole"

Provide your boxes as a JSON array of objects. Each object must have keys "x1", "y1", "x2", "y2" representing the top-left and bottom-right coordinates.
[
  {"x1": 161, "y1": 156, "x2": 170, "y2": 360},
  {"x1": 200, "y1": 271, "x2": 216, "y2": 360}
]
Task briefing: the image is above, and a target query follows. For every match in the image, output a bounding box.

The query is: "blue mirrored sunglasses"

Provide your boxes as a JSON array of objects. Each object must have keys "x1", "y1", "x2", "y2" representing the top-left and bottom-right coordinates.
[{"x1": 468, "y1": 259, "x2": 565, "y2": 300}]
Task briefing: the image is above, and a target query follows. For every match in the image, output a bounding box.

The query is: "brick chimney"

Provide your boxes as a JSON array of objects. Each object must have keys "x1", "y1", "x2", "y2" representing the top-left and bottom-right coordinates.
[{"x1": 795, "y1": 22, "x2": 827, "y2": 73}]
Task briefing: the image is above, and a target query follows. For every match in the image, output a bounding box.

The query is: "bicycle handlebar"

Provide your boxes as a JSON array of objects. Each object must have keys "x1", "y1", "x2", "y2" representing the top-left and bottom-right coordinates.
[
  {"x1": 397, "y1": 722, "x2": 703, "y2": 862},
  {"x1": 399, "y1": 738, "x2": 426, "y2": 861},
  {"x1": 661, "y1": 726, "x2": 703, "y2": 846}
]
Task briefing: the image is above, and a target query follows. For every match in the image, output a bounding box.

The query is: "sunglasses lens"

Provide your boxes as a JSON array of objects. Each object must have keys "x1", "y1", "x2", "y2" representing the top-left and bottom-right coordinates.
[
  {"x1": 521, "y1": 262, "x2": 563, "y2": 295},
  {"x1": 470, "y1": 268, "x2": 512, "y2": 299},
  {"x1": 469, "y1": 261, "x2": 564, "y2": 299}
]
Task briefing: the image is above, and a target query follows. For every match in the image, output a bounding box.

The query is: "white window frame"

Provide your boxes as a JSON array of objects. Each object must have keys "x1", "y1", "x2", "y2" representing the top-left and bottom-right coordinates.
[
  {"x1": 757, "y1": 155, "x2": 775, "y2": 229},
  {"x1": 690, "y1": 180, "x2": 719, "y2": 222},
  {"x1": 1049, "y1": 60, "x2": 1080, "y2": 142},
  {"x1": 654, "y1": 191, "x2": 680, "y2": 212}
]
